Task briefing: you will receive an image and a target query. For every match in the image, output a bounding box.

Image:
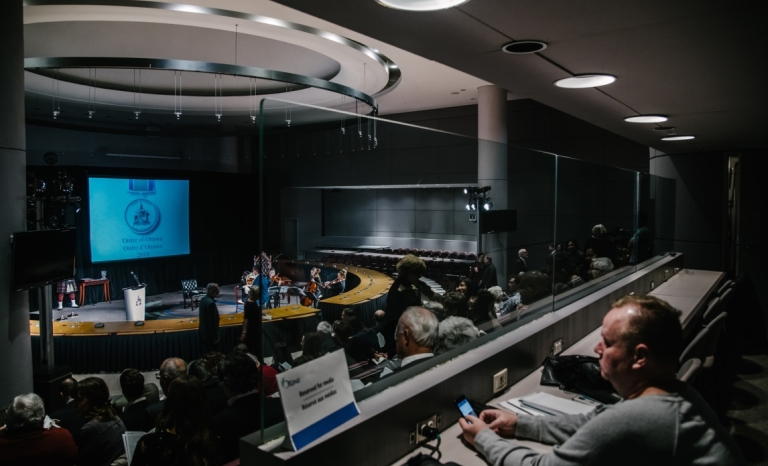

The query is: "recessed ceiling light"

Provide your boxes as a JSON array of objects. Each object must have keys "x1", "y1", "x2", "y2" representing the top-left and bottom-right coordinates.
[
  {"x1": 390, "y1": 64, "x2": 398, "y2": 69},
  {"x1": 554, "y1": 74, "x2": 617, "y2": 89},
  {"x1": 375, "y1": 0, "x2": 471, "y2": 11},
  {"x1": 501, "y1": 40, "x2": 547, "y2": 54},
  {"x1": 652, "y1": 126, "x2": 676, "y2": 132},
  {"x1": 661, "y1": 135, "x2": 695, "y2": 141},
  {"x1": 624, "y1": 115, "x2": 668, "y2": 123}
]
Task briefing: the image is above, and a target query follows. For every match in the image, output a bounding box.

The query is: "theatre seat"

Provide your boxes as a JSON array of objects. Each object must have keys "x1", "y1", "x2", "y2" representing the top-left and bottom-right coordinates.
[
  {"x1": 181, "y1": 279, "x2": 206, "y2": 310},
  {"x1": 677, "y1": 358, "x2": 702, "y2": 384}
]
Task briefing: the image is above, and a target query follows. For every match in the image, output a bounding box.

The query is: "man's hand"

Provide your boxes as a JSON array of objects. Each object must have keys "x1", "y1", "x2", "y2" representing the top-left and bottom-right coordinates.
[
  {"x1": 458, "y1": 415, "x2": 488, "y2": 446},
  {"x1": 480, "y1": 409, "x2": 518, "y2": 437}
]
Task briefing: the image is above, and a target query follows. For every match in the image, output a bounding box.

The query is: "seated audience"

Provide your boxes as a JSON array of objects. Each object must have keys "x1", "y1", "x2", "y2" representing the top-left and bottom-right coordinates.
[
  {"x1": 72, "y1": 377, "x2": 126, "y2": 466},
  {"x1": 233, "y1": 344, "x2": 279, "y2": 396},
  {"x1": 49, "y1": 377, "x2": 87, "y2": 438},
  {"x1": 292, "y1": 332, "x2": 326, "y2": 367},
  {"x1": 202, "y1": 352, "x2": 225, "y2": 375},
  {"x1": 381, "y1": 306, "x2": 439, "y2": 376},
  {"x1": 498, "y1": 277, "x2": 523, "y2": 317},
  {"x1": 334, "y1": 321, "x2": 375, "y2": 363},
  {"x1": 517, "y1": 271, "x2": 552, "y2": 305},
  {"x1": 546, "y1": 252, "x2": 585, "y2": 295},
  {"x1": 114, "y1": 381, "x2": 160, "y2": 410},
  {"x1": 118, "y1": 368, "x2": 150, "y2": 431},
  {"x1": 142, "y1": 357, "x2": 186, "y2": 432},
  {"x1": 270, "y1": 342, "x2": 295, "y2": 372},
  {"x1": 454, "y1": 276, "x2": 477, "y2": 298},
  {"x1": 0, "y1": 393, "x2": 77, "y2": 466},
  {"x1": 588, "y1": 247, "x2": 615, "y2": 279},
  {"x1": 187, "y1": 359, "x2": 228, "y2": 415},
  {"x1": 469, "y1": 290, "x2": 499, "y2": 330},
  {"x1": 566, "y1": 238, "x2": 584, "y2": 265},
  {"x1": 436, "y1": 317, "x2": 481, "y2": 354},
  {"x1": 459, "y1": 295, "x2": 746, "y2": 465},
  {"x1": 132, "y1": 375, "x2": 216, "y2": 466},
  {"x1": 423, "y1": 300, "x2": 446, "y2": 321},
  {"x1": 487, "y1": 286, "x2": 506, "y2": 314},
  {"x1": 214, "y1": 352, "x2": 285, "y2": 463},
  {"x1": 317, "y1": 321, "x2": 342, "y2": 353},
  {"x1": 373, "y1": 310, "x2": 386, "y2": 324},
  {"x1": 234, "y1": 342, "x2": 259, "y2": 363},
  {"x1": 442, "y1": 291, "x2": 469, "y2": 319}
]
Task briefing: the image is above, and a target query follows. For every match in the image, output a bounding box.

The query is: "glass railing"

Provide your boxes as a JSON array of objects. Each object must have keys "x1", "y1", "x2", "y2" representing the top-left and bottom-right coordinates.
[{"x1": 255, "y1": 97, "x2": 676, "y2": 442}]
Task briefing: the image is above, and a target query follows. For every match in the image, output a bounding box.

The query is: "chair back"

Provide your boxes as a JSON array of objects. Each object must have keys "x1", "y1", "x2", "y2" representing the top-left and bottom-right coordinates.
[
  {"x1": 677, "y1": 358, "x2": 703, "y2": 384},
  {"x1": 181, "y1": 279, "x2": 198, "y2": 293},
  {"x1": 680, "y1": 327, "x2": 710, "y2": 364},
  {"x1": 701, "y1": 297, "x2": 722, "y2": 324},
  {"x1": 702, "y1": 311, "x2": 728, "y2": 356},
  {"x1": 719, "y1": 288, "x2": 734, "y2": 315},
  {"x1": 717, "y1": 280, "x2": 733, "y2": 296}
]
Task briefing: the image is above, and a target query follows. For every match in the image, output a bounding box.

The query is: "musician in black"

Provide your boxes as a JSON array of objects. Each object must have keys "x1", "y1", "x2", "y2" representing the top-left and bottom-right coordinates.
[{"x1": 323, "y1": 269, "x2": 347, "y2": 299}]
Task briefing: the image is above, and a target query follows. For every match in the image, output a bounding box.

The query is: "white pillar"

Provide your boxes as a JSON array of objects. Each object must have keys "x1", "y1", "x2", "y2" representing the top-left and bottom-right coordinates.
[{"x1": 477, "y1": 85, "x2": 508, "y2": 286}]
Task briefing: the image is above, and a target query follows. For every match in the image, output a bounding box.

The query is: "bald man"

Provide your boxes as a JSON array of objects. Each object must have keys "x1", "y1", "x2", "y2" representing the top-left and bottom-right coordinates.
[
  {"x1": 511, "y1": 249, "x2": 528, "y2": 276},
  {"x1": 459, "y1": 295, "x2": 744, "y2": 465}
]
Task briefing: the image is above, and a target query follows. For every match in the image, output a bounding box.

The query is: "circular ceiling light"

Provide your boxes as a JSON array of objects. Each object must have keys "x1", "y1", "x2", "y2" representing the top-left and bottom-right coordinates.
[
  {"x1": 375, "y1": 0, "x2": 471, "y2": 11},
  {"x1": 624, "y1": 115, "x2": 668, "y2": 123},
  {"x1": 661, "y1": 135, "x2": 695, "y2": 141},
  {"x1": 501, "y1": 40, "x2": 547, "y2": 54},
  {"x1": 554, "y1": 74, "x2": 617, "y2": 89},
  {"x1": 652, "y1": 126, "x2": 676, "y2": 132}
]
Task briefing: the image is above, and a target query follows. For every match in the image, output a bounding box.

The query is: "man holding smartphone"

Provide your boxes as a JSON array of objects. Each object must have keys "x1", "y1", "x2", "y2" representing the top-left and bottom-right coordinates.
[{"x1": 458, "y1": 295, "x2": 744, "y2": 465}]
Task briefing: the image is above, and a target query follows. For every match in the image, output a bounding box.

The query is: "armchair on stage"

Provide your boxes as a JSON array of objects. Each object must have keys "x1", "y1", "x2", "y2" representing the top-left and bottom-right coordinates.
[{"x1": 181, "y1": 279, "x2": 206, "y2": 311}]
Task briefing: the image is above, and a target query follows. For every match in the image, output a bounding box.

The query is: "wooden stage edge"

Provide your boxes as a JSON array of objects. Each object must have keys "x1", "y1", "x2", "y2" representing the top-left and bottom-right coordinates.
[{"x1": 30, "y1": 262, "x2": 392, "y2": 337}]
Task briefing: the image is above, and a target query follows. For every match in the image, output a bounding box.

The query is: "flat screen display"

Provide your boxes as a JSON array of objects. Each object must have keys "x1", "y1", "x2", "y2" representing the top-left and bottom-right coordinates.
[
  {"x1": 12, "y1": 229, "x2": 77, "y2": 291},
  {"x1": 88, "y1": 177, "x2": 190, "y2": 263},
  {"x1": 481, "y1": 209, "x2": 517, "y2": 234}
]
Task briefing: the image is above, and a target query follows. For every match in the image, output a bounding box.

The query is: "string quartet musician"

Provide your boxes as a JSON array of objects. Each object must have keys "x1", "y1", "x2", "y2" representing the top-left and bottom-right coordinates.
[
  {"x1": 323, "y1": 269, "x2": 347, "y2": 299},
  {"x1": 301, "y1": 268, "x2": 323, "y2": 308}
]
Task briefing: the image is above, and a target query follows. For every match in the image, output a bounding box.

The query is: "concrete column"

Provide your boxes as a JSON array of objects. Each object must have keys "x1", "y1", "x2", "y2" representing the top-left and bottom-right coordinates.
[
  {"x1": 0, "y1": 0, "x2": 33, "y2": 402},
  {"x1": 477, "y1": 85, "x2": 508, "y2": 286}
]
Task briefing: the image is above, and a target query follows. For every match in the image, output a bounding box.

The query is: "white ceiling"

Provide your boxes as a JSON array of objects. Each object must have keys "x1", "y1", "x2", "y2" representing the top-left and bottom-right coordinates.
[
  {"x1": 22, "y1": 0, "x2": 491, "y2": 127},
  {"x1": 272, "y1": 0, "x2": 768, "y2": 154}
]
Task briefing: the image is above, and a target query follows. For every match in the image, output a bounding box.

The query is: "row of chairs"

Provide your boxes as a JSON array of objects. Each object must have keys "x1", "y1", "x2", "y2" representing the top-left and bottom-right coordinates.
[
  {"x1": 676, "y1": 279, "x2": 736, "y2": 413},
  {"x1": 381, "y1": 248, "x2": 478, "y2": 260}
]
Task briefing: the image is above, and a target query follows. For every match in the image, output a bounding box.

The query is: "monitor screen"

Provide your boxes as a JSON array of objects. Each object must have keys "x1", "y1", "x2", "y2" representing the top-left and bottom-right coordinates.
[
  {"x1": 88, "y1": 177, "x2": 190, "y2": 263},
  {"x1": 481, "y1": 209, "x2": 518, "y2": 234},
  {"x1": 12, "y1": 229, "x2": 77, "y2": 292}
]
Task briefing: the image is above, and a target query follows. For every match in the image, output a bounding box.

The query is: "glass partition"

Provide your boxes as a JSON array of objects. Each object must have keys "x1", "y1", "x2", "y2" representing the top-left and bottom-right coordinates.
[{"x1": 255, "y1": 97, "x2": 674, "y2": 444}]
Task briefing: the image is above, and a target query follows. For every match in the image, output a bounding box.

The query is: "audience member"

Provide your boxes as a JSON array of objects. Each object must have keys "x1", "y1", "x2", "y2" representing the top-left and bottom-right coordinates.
[
  {"x1": 131, "y1": 375, "x2": 216, "y2": 466},
  {"x1": 341, "y1": 307, "x2": 364, "y2": 324},
  {"x1": 234, "y1": 343, "x2": 260, "y2": 363},
  {"x1": 48, "y1": 377, "x2": 87, "y2": 438},
  {"x1": 382, "y1": 254, "x2": 434, "y2": 356},
  {"x1": 292, "y1": 332, "x2": 326, "y2": 367},
  {"x1": 423, "y1": 300, "x2": 446, "y2": 321},
  {"x1": 373, "y1": 310, "x2": 386, "y2": 324},
  {"x1": 118, "y1": 368, "x2": 150, "y2": 431},
  {"x1": 459, "y1": 295, "x2": 746, "y2": 465},
  {"x1": 546, "y1": 252, "x2": 585, "y2": 294},
  {"x1": 214, "y1": 352, "x2": 285, "y2": 463},
  {"x1": 469, "y1": 290, "x2": 499, "y2": 330},
  {"x1": 470, "y1": 252, "x2": 486, "y2": 286},
  {"x1": 511, "y1": 249, "x2": 528, "y2": 275},
  {"x1": 232, "y1": 346, "x2": 279, "y2": 397},
  {"x1": 584, "y1": 224, "x2": 618, "y2": 265},
  {"x1": 589, "y1": 248, "x2": 615, "y2": 280},
  {"x1": 436, "y1": 317, "x2": 481, "y2": 354},
  {"x1": 202, "y1": 352, "x2": 225, "y2": 376},
  {"x1": 240, "y1": 285, "x2": 263, "y2": 361},
  {"x1": 565, "y1": 238, "x2": 584, "y2": 265},
  {"x1": 187, "y1": 359, "x2": 228, "y2": 415},
  {"x1": 480, "y1": 255, "x2": 498, "y2": 289},
  {"x1": 317, "y1": 320, "x2": 342, "y2": 354},
  {"x1": 72, "y1": 377, "x2": 126, "y2": 466},
  {"x1": 487, "y1": 286, "x2": 506, "y2": 313},
  {"x1": 381, "y1": 306, "x2": 439, "y2": 376},
  {"x1": 0, "y1": 393, "x2": 77, "y2": 466},
  {"x1": 143, "y1": 357, "x2": 186, "y2": 432},
  {"x1": 198, "y1": 283, "x2": 221, "y2": 354},
  {"x1": 442, "y1": 291, "x2": 469, "y2": 319},
  {"x1": 517, "y1": 271, "x2": 552, "y2": 305},
  {"x1": 454, "y1": 276, "x2": 477, "y2": 299},
  {"x1": 270, "y1": 342, "x2": 294, "y2": 372}
]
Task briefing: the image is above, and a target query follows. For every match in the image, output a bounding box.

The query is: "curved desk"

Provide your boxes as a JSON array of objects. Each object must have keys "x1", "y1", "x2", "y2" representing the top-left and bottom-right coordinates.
[
  {"x1": 30, "y1": 305, "x2": 320, "y2": 373},
  {"x1": 275, "y1": 260, "x2": 394, "y2": 326}
]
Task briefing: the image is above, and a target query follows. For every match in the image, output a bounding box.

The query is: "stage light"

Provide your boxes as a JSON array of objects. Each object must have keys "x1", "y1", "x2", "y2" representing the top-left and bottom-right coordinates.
[
  {"x1": 483, "y1": 201, "x2": 493, "y2": 210},
  {"x1": 464, "y1": 188, "x2": 468, "y2": 194},
  {"x1": 465, "y1": 204, "x2": 470, "y2": 210},
  {"x1": 470, "y1": 204, "x2": 476, "y2": 210}
]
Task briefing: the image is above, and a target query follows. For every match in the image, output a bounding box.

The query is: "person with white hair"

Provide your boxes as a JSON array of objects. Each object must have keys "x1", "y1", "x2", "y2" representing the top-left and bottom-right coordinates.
[
  {"x1": 511, "y1": 249, "x2": 528, "y2": 275},
  {"x1": 380, "y1": 306, "x2": 439, "y2": 377},
  {"x1": 0, "y1": 393, "x2": 78, "y2": 465},
  {"x1": 436, "y1": 316, "x2": 482, "y2": 354}
]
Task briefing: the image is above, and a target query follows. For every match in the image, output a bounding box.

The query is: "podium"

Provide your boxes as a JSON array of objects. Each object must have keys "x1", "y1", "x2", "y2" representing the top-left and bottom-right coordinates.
[{"x1": 123, "y1": 285, "x2": 146, "y2": 321}]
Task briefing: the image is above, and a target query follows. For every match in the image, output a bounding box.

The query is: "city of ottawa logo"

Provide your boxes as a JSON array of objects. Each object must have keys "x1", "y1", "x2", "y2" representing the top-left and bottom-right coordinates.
[{"x1": 125, "y1": 199, "x2": 160, "y2": 234}]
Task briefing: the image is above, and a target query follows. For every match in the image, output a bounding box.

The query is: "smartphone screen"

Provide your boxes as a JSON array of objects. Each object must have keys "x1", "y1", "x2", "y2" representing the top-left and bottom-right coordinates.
[{"x1": 456, "y1": 396, "x2": 477, "y2": 418}]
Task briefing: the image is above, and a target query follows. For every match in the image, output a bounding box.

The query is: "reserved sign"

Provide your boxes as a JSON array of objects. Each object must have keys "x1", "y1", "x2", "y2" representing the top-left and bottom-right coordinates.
[{"x1": 277, "y1": 350, "x2": 360, "y2": 450}]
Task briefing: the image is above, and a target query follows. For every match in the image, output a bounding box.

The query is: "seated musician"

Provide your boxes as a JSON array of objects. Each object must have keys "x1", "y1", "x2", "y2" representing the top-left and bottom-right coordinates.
[
  {"x1": 323, "y1": 269, "x2": 347, "y2": 299},
  {"x1": 239, "y1": 268, "x2": 256, "y2": 305},
  {"x1": 303, "y1": 268, "x2": 323, "y2": 308}
]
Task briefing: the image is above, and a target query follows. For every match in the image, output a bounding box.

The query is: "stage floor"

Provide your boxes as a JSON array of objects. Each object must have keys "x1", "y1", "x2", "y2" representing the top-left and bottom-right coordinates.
[{"x1": 30, "y1": 284, "x2": 245, "y2": 323}]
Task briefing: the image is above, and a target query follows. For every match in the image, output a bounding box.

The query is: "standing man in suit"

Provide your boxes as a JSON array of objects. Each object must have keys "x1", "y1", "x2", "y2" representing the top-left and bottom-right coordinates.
[
  {"x1": 511, "y1": 249, "x2": 528, "y2": 276},
  {"x1": 198, "y1": 283, "x2": 221, "y2": 354},
  {"x1": 480, "y1": 255, "x2": 498, "y2": 289}
]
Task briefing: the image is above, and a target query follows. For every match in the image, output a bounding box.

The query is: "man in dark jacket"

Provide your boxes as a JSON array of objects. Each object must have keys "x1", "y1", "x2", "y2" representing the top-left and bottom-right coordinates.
[
  {"x1": 198, "y1": 283, "x2": 221, "y2": 353},
  {"x1": 480, "y1": 255, "x2": 498, "y2": 289}
]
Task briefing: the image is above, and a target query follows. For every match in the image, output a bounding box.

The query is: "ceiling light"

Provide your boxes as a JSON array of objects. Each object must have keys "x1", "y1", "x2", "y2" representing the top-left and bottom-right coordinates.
[
  {"x1": 463, "y1": 188, "x2": 468, "y2": 194},
  {"x1": 661, "y1": 135, "x2": 695, "y2": 141},
  {"x1": 554, "y1": 74, "x2": 617, "y2": 89},
  {"x1": 501, "y1": 40, "x2": 547, "y2": 54},
  {"x1": 389, "y1": 64, "x2": 398, "y2": 69},
  {"x1": 624, "y1": 115, "x2": 668, "y2": 123},
  {"x1": 375, "y1": 0, "x2": 471, "y2": 11},
  {"x1": 652, "y1": 126, "x2": 676, "y2": 132}
]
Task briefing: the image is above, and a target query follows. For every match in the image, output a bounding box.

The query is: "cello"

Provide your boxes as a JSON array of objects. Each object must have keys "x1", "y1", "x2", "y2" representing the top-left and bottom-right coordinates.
[{"x1": 301, "y1": 268, "x2": 320, "y2": 307}]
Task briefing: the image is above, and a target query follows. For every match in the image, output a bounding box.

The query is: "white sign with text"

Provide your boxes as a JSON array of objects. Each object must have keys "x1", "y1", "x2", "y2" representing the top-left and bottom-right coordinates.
[{"x1": 277, "y1": 350, "x2": 360, "y2": 450}]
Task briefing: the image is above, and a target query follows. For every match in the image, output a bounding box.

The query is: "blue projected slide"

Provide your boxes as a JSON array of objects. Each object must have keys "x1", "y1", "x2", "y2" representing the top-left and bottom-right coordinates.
[{"x1": 88, "y1": 178, "x2": 190, "y2": 263}]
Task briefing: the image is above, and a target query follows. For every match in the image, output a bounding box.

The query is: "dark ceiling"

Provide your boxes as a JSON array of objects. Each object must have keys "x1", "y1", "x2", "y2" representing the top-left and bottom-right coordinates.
[{"x1": 274, "y1": 0, "x2": 768, "y2": 155}]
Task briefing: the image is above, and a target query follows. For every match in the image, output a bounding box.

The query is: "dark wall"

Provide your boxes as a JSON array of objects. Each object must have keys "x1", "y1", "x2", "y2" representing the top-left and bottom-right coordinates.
[{"x1": 738, "y1": 150, "x2": 768, "y2": 322}]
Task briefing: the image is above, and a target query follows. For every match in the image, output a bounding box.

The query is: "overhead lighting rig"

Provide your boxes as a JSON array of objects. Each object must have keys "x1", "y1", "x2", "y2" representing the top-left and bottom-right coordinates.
[{"x1": 464, "y1": 186, "x2": 492, "y2": 221}]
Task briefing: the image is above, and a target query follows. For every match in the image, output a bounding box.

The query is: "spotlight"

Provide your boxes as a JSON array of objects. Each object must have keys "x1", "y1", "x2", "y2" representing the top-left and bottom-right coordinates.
[
  {"x1": 470, "y1": 204, "x2": 476, "y2": 210},
  {"x1": 463, "y1": 188, "x2": 468, "y2": 194},
  {"x1": 465, "y1": 204, "x2": 471, "y2": 211},
  {"x1": 483, "y1": 201, "x2": 493, "y2": 210}
]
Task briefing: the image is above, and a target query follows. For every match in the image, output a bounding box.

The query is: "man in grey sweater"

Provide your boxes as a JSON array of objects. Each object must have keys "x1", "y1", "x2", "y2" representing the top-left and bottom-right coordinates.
[{"x1": 459, "y1": 295, "x2": 745, "y2": 465}]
